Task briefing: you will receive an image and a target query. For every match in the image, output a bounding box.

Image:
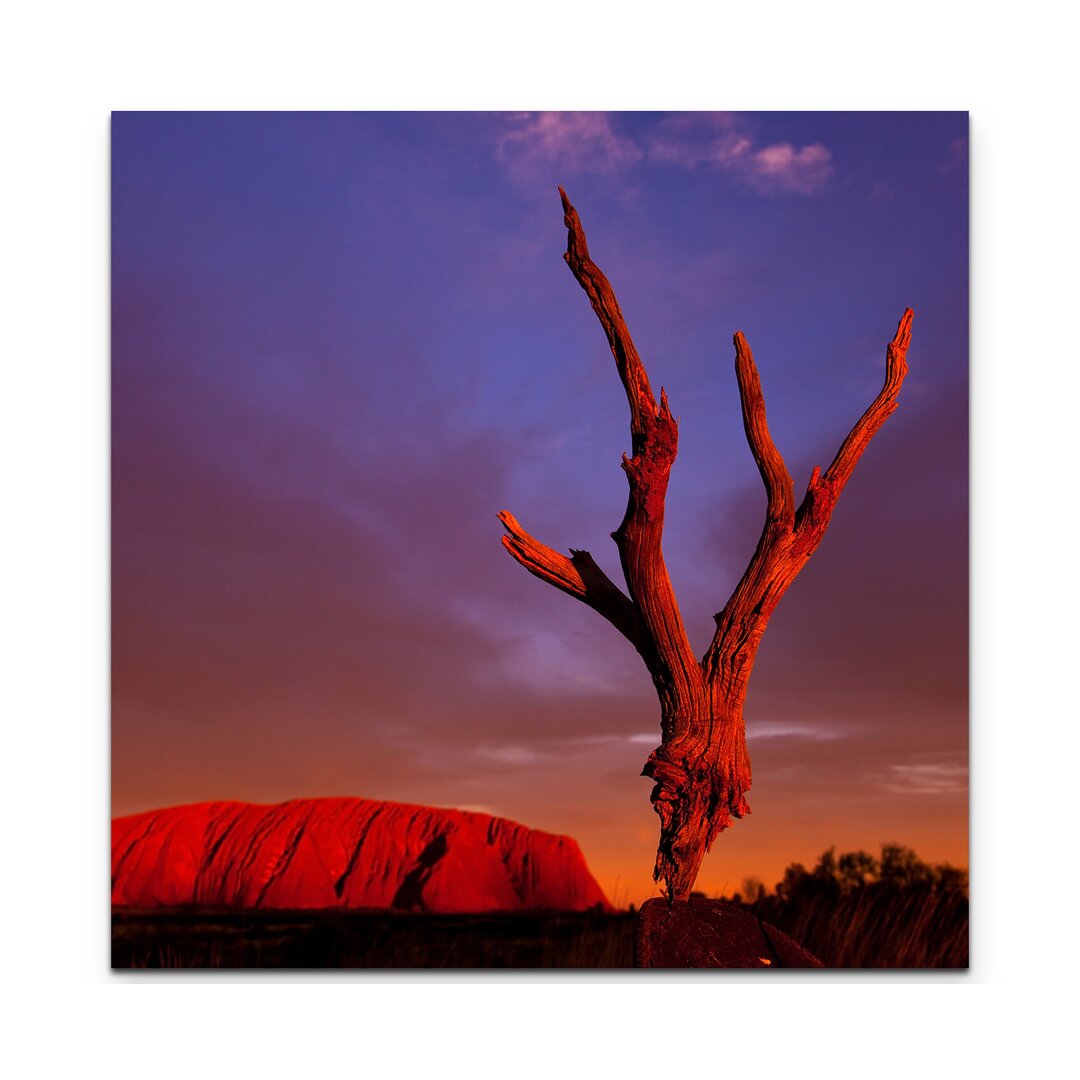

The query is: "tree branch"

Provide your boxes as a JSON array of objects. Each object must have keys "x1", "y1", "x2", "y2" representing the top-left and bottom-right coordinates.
[
  {"x1": 703, "y1": 311, "x2": 913, "y2": 695},
  {"x1": 795, "y1": 308, "x2": 913, "y2": 538},
  {"x1": 558, "y1": 188, "x2": 703, "y2": 716},
  {"x1": 497, "y1": 510, "x2": 657, "y2": 664},
  {"x1": 734, "y1": 331, "x2": 795, "y2": 531},
  {"x1": 700, "y1": 332, "x2": 796, "y2": 695},
  {"x1": 559, "y1": 186, "x2": 657, "y2": 441}
]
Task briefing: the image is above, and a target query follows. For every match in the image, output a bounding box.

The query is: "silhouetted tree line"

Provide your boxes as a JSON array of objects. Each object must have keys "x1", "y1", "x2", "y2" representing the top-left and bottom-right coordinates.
[{"x1": 732, "y1": 845, "x2": 968, "y2": 968}]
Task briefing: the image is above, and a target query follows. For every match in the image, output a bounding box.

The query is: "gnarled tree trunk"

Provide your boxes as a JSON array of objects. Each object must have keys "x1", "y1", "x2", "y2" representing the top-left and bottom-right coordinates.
[{"x1": 500, "y1": 189, "x2": 912, "y2": 901}]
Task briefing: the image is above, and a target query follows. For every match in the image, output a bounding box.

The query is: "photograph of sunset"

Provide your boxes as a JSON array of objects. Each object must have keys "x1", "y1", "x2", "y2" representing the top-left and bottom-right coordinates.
[{"x1": 111, "y1": 111, "x2": 968, "y2": 967}]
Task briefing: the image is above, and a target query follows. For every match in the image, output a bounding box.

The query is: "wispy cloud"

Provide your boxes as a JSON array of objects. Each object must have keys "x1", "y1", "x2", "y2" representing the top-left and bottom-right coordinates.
[
  {"x1": 478, "y1": 733, "x2": 656, "y2": 764},
  {"x1": 495, "y1": 112, "x2": 833, "y2": 195},
  {"x1": 748, "y1": 720, "x2": 849, "y2": 742},
  {"x1": 497, "y1": 112, "x2": 642, "y2": 176},
  {"x1": 646, "y1": 114, "x2": 833, "y2": 194},
  {"x1": 881, "y1": 758, "x2": 968, "y2": 796},
  {"x1": 622, "y1": 722, "x2": 848, "y2": 744},
  {"x1": 478, "y1": 745, "x2": 541, "y2": 766},
  {"x1": 746, "y1": 142, "x2": 833, "y2": 194},
  {"x1": 482, "y1": 625, "x2": 644, "y2": 698}
]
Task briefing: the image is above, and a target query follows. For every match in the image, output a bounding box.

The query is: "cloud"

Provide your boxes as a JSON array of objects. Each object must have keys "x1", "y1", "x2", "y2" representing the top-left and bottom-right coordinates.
[
  {"x1": 646, "y1": 115, "x2": 833, "y2": 194},
  {"x1": 483, "y1": 625, "x2": 643, "y2": 699},
  {"x1": 880, "y1": 757, "x2": 968, "y2": 796},
  {"x1": 633, "y1": 723, "x2": 848, "y2": 745},
  {"x1": 748, "y1": 720, "x2": 849, "y2": 742},
  {"x1": 497, "y1": 112, "x2": 642, "y2": 176},
  {"x1": 495, "y1": 112, "x2": 833, "y2": 195},
  {"x1": 624, "y1": 723, "x2": 846, "y2": 746},
  {"x1": 479, "y1": 745, "x2": 542, "y2": 766},
  {"x1": 746, "y1": 142, "x2": 833, "y2": 194}
]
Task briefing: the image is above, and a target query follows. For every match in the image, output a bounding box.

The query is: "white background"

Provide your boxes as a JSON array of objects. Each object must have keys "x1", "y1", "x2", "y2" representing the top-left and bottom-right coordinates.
[{"x1": 2, "y1": 1, "x2": 1077, "y2": 1075}]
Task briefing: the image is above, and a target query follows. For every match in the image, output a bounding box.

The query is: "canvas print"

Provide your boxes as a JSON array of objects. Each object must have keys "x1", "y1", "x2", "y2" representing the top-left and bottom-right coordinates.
[{"x1": 111, "y1": 111, "x2": 968, "y2": 968}]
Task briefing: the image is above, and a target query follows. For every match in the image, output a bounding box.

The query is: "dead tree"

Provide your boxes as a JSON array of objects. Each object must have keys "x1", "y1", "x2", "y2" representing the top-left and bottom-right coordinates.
[{"x1": 499, "y1": 189, "x2": 912, "y2": 902}]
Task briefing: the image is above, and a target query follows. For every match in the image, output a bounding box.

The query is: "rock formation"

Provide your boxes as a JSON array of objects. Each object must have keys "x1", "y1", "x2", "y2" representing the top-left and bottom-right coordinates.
[
  {"x1": 112, "y1": 798, "x2": 611, "y2": 913},
  {"x1": 636, "y1": 896, "x2": 823, "y2": 968}
]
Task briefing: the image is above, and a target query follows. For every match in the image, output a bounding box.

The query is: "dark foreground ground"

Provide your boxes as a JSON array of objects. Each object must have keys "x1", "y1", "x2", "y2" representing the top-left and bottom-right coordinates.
[
  {"x1": 113, "y1": 892, "x2": 967, "y2": 968},
  {"x1": 113, "y1": 908, "x2": 637, "y2": 968}
]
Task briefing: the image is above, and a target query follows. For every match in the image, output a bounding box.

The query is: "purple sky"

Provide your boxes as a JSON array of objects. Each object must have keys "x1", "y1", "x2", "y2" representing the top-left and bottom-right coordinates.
[{"x1": 112, "y1": 112, "x2": 967, "y2": 904}]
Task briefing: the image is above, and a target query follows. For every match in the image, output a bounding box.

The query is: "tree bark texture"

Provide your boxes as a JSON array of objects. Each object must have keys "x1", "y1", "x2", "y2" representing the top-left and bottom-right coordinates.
[{"x1": 500, "y1": 189, "x2": 912, "y2": 901}]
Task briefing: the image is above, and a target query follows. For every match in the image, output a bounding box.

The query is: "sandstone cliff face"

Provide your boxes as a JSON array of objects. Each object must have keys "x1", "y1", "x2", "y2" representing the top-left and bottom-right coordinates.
[{"x1": 112, "y1": 798, "x2": 610, "y2": 913}]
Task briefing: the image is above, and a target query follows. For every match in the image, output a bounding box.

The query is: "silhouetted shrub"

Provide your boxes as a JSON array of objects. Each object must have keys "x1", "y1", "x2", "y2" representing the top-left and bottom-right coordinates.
[{"x1": 742, "y1": 844, "x2": 968, "y2": 968}]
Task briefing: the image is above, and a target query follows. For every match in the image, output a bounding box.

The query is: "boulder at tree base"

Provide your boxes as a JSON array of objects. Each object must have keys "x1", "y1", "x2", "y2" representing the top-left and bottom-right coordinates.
[
  {"x1": 112, "y1": 798, "x2": 611, "y2": 913},
  {"x1": 636, "y1": 895, "x2": 823, "y2": 968}
]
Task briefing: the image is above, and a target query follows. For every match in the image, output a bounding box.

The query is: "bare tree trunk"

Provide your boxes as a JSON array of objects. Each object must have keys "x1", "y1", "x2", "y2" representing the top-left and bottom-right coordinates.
[{"x1": 500, "y1": 189, "x2": 912, "y2": 901}]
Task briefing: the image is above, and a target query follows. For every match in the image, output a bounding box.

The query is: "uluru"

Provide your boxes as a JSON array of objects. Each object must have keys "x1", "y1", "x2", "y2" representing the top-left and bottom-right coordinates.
[{"x1": 111, "y1": 798, "x2": 611, "y2": 913}]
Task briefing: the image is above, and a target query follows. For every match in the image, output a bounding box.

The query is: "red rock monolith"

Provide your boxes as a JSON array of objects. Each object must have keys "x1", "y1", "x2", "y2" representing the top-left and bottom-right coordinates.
[{"x1": 112, "y1": 798, "x2": 611, "y2": 913}]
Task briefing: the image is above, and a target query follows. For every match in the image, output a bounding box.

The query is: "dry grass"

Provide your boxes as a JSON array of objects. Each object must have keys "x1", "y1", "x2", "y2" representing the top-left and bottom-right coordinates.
[
  {"x1": 738, "y1": 844, "x2": 969, "y2": 968},
  {"x1": 744, "y1": 884, "x2": 968, "y2": 968},
  {"x1": 113, "y1": 908, "x2": 636, "y2": 969}
]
